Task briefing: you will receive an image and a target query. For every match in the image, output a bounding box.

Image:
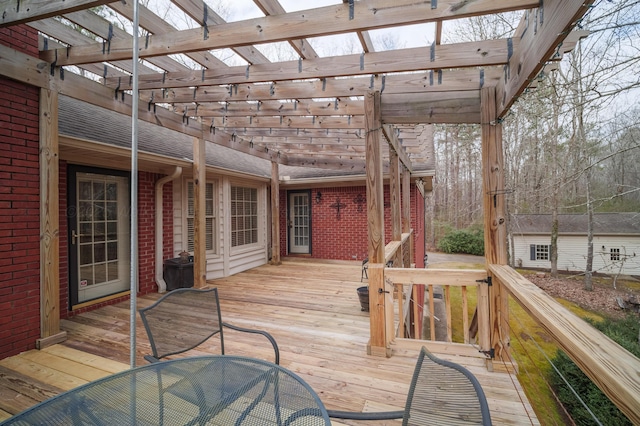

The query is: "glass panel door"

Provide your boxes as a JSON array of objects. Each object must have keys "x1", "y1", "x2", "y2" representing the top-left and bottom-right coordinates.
[
  {"x1": 69, "y1": 169, "x2": 130, "y2": 305},
  {"x1": 288, "y1": 192, "x2": 310, "y2": 254}
]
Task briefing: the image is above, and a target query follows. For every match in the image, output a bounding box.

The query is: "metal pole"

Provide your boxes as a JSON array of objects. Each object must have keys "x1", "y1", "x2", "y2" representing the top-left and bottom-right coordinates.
[{"x1": 130, "y1": 0, "x2": 140, "y2": 369}]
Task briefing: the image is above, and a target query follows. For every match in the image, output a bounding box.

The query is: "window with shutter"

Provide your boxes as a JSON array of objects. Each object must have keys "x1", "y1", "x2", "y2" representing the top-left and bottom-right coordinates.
[{"x1": 186, "y1": 181, "x2": 216, "y2": 252}]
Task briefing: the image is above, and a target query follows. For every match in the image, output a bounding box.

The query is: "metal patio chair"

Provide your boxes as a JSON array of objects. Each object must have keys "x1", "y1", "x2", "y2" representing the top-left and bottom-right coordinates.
[
  {"x1": 327, "y1": 346, "x2": 492, "y2": 425},
  {"x1": 361, "y1": 257, "x2": 369, "y2": 281},
  {"x1": 139, "y1": 287, "x2": 280, "y2": 364}
]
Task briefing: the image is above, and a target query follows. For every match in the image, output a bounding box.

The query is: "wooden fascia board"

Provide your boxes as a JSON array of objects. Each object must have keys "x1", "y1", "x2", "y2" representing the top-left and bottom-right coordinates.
[
  {"x1": 104, "y1": 39, "x2": 513, "y2": 90},
  {"x1": 496, "y1": 0, "x2": 595, "y2": 117},
  {"x1": 382, "y1": 125, "x2": 412, "y2": 173},
  {"x1": 59, "y1": 135, "x2": 193, "y2": 173},
  {"x1": 0, "y1": 0, "x2": 112, "y2": 27},
  {"x1": 145, "y1": 68, "x2": 502, "y2": 104},
  {"x1": 284, "y1": 156, "x2": 367, "y2": 171},
  {"x1": 40, "y1": 0, "x2": 538, "y2": 65},
  {"x1": 380, "y1": 91, "x2": 482, "y2": 124}
]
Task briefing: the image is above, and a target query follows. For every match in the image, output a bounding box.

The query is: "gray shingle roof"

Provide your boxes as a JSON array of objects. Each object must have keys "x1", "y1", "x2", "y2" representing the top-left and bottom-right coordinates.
[
  {"x1": 511, "y1": 213, "x2": 640, "y2": 235},
  {"x1": 58, "y1": 96, "x2": 272, "y2": 178}
]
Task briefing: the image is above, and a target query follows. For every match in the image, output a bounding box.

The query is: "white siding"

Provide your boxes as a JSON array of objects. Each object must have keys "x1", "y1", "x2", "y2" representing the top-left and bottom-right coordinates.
[
  {"x1": 512, "y1": 234, "x2": 640, "y2": 275},
  {"x1": 170, "y1": 175, "x2": 269, "y2": 282}
]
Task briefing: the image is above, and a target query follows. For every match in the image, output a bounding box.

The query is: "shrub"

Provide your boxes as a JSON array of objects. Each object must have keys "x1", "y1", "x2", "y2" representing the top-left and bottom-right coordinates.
[
  {"x1": 436, "y1": 227, "x2": 483, "y2": 256},
  {"x1": 436, "y1": 226, "x2": 484, "y2": 256},
  {"x1": 550, "y1": 315, "x2": 640, "y2": 425}
]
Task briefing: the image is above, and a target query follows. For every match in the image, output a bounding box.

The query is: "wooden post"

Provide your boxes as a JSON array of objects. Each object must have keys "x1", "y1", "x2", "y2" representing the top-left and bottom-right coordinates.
[
  {"x1": 192, "y1": 137, "x2": 207, "y2": 288},
  {"x1": 270, "y1": 161, "x2": 281, "y2": 265},
  {"x1": 401, "y1": 166, "x2": 411, "y2": 266},
  {"x1": 365, "y1": 91, "x2": 389, "y2": 357},
  {"x1": 481, "y1": 87, "x2": 510, "y2": 365},
  {"x1": 37, "y1": 88, "x2": 66, "y2": 349},
  {"x1": 389, "y1": 147, "x2": 401, "y2": 264}
]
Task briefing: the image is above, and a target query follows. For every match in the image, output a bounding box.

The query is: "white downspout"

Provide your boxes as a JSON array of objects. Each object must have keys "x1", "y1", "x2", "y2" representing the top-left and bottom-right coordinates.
[{"x1": 155, "y1": 167, "x2": 182, "y2": 293}]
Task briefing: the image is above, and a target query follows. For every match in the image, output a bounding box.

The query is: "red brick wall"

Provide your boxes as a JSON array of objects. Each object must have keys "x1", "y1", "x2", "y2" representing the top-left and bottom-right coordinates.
[
  {"x1": 0, "y1": 24, "x2": 38, "y2": 56},
  {"x1": 279, "y1": 185, "x2": 425, "y2": 266},
  {"x1": 0, "y1": 26, "x2": 41, "y2": 358},
  {"x1": 163, "y1": 181, "x2": 174, "y2": 261}
]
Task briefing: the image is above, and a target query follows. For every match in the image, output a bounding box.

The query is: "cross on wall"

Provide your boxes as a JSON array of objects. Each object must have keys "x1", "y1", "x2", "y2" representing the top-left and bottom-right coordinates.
[{"x1": 329, "y1": 198, "x2": 346, "y2": 220}]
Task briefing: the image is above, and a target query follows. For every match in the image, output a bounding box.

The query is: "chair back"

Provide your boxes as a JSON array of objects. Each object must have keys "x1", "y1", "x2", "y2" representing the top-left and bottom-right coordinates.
[
  {"x1": 403, "y1": 347, "x2": 492, "y2": 426},
  {"x1": 139, "y1": 288, "x2": 224, "y2": 361}
]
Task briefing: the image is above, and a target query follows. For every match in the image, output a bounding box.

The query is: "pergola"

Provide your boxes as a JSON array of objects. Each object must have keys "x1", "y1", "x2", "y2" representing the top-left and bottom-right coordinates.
[{"x1": 6, "y1": 1, "x2": 640, "y2": 422}]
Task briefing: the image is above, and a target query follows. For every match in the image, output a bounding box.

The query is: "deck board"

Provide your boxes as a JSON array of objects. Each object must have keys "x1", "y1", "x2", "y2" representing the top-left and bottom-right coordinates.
[{"x1": 0, "y1": 259, "x2": 539, "y2": 424}]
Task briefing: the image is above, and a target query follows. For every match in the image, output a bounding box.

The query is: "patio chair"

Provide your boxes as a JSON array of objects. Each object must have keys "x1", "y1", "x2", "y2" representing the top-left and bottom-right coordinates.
[
  {"x1": 327, "y1": 346, "x2": 492, "y2": 425},
  {"x1": 361, "y1": 257, "x2": 369, "y2": 281},
  {"x1": 139, "y1": 287, "x2": 280, "y2": 364}
]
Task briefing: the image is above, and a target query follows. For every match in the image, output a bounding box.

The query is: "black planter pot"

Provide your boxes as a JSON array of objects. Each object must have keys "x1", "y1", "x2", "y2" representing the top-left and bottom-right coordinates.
[{"x1": 357, "y1": 286, "x2": 369, "y2": 312}]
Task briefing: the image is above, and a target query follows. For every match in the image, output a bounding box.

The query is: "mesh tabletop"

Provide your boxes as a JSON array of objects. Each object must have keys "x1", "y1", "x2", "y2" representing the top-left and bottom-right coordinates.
[{"x1": 1, "y1": 355, "x2": 330, "y2": 426}]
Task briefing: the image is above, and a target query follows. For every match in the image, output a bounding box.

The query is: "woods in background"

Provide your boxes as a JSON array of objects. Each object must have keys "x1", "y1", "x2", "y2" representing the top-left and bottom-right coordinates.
[{"x1": 430, "y1": 1, "x2": 639, "y2": 285}]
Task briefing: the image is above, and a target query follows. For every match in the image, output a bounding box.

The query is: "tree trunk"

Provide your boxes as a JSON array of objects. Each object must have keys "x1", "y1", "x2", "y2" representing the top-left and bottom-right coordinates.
[{"x1": 584, "y1": 166, "x2": 594, "y2": 291}]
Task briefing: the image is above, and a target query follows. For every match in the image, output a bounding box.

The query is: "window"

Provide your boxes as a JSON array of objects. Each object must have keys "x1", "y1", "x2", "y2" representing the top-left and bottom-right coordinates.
[
  {"x1": 231, "y1": 186, "x2": 258, "y2": 247},
  {"x1": 186, "y1": 181, "x2": 216, "y2": 252},
  {"x1": 530, "y1": 244, "x2": 550, "y2": 261},
  {"x1": 610, "y1": 248, "x2": 620, "y2": 261}
]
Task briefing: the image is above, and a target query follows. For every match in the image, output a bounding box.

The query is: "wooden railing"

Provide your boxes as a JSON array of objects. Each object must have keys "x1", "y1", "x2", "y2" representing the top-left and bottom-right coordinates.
[
  {"x1": 489, "y1": 264, "x2": 640, "y2": 425},
  {"x1": 385, "y1": 268, "x2": 489, "y2": 344},
  {"x1": 374, "y1": 261, "x2": 640, "y2": 423}
]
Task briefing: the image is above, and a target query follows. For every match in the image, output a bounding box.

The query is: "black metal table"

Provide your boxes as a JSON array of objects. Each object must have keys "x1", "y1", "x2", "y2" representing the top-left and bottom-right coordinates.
[{"x1": 1, "y1": 355, "x2": 331, "y2": 425}]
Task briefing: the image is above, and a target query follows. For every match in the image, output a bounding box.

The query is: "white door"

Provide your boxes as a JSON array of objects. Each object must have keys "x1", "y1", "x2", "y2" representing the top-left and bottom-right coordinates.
[
  {"x1": 288, "y1": 192, "x2": 310, "y2": 254},
  {"x1": 70, "y1": 170, "x2": 131, "y2": 305}
]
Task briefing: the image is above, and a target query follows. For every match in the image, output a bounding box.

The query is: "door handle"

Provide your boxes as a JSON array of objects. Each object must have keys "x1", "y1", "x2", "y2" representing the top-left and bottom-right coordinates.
[{"x1": 71, "y1": 230, "x2": 85, "y2": 244}]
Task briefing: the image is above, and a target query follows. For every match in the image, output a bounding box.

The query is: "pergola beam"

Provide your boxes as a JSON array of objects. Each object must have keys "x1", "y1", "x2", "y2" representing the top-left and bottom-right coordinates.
[
  {"x1": 40, "y1": 0, "x2": 538, "y2": 65},
  {"x1": 143, "y1": 69, "x2": 501, "y2": 104},
  {"x1": 497, "y1": 0, "x2": 594, "y2": 117},
  {"x1": 103, "y1": 40, "x2": 512, "y2": 90}
]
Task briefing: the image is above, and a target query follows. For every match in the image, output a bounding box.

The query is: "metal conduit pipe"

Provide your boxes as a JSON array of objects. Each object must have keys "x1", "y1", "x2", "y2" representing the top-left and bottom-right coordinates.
[{"x1": 155, "y1": 166, "x2": 182, "y2": 293}]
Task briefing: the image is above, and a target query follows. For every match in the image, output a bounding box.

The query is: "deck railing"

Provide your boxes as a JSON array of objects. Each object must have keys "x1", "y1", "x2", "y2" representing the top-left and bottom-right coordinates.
[
  {"x1": 374, "y1": 260, "x2": 640, "y2": 424},
  {"x1": 387, "y1": 269, "x2": 488, "y2": 344},
  {"x1": 489, "y1": 264, "x2": 640, "y2": 424}
]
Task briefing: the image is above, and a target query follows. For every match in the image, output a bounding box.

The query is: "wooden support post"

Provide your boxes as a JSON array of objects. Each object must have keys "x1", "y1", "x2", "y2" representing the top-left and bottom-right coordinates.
[
  {"x1": 481, "y1": 86, "x2": 510, "y2": 366},
  {"x1": 389, "y1": 147, "x2": 401, "y2": 265},
  {"x1": 37, "y1": 88, "x2": 66, "y2": 349},
  {"x1": 401, "y1": 166, "x2": 411, "y2": 266},
  {"x1": 365, "y1": 91, "x2": 389, "y2": 357},
  {"x1": 270, "y1": 161, "x2": 281, "y2": 265},
  {"x1": 192, "y1": 137, "x2": 207, "y2": 288}
]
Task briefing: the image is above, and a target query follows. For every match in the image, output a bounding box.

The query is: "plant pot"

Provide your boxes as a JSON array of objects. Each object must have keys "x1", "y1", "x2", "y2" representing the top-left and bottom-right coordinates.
[{"x1": 357, "y1": 286, "x2": 369, "y2": 312}]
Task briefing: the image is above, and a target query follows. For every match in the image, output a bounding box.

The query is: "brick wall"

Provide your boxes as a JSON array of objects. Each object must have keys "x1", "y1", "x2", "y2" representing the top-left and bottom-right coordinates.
[
  {"x1": 279, "y1": 185, "x2": 426, "y2": 266},
  {"x1": 0, "y1": 24, "x2": 38, "y2": 56},
  {"x1": 0, "y1": 25, "x2": 41, "y2": 358}
]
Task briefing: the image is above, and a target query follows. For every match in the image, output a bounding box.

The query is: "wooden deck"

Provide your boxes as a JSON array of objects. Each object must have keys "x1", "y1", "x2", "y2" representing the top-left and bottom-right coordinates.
[{"x1": 0, "y1": 259, "x2": 539, "y2": 425}]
